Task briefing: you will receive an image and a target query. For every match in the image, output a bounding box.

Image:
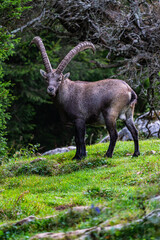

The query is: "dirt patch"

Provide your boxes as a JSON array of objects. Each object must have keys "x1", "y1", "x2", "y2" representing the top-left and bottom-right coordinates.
[{"x1": 55, "y1": 204, "x2": 76, "y2": 211}]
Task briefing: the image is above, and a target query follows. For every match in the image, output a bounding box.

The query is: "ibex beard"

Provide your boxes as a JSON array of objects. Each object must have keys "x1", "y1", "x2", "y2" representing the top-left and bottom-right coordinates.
[{"x1": 31, "y1": 37, "x2": 140, "y2": 160}]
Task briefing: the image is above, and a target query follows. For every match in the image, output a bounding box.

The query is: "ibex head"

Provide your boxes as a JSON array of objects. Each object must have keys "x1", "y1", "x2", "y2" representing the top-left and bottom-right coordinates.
[
  {"x1": 31, "y1": 37, "x2": 95, "y2": 97},
  {"x1": 39, "y1": 70, "x2": 70, "y2": 97}
]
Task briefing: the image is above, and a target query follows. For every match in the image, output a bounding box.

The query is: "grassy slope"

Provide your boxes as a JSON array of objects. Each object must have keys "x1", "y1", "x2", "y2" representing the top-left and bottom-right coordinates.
[{"x1": 0, "y1": 139, "x2": 160, "y2": 239}]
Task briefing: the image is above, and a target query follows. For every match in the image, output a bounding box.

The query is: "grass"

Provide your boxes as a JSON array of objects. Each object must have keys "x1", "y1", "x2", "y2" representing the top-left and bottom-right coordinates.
[{"x1": 0, "y1": 139, "x2": 160, "y2": 239}]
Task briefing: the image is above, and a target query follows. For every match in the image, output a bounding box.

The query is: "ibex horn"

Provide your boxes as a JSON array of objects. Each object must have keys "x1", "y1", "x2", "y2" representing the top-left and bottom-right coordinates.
[
  {"x1": 56, "y1": 41, "x2": 96, "y2": 74},
  {"x1": 31, "y1": 36, "x2": 52, "y2": 73}
]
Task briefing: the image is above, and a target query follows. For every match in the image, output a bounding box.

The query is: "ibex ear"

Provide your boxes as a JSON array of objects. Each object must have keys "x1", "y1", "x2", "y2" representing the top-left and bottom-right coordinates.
[
  {"x1": 40, "y1": 69, "x2": 47, "y2": 79},
  {"x1": 63, "y1": 72, "x2": 70, "y2": 80}
]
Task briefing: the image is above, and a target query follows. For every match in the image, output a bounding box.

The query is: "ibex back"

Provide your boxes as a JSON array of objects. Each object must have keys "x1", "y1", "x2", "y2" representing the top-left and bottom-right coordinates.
[{"x1": 31, "y1": 37, "x2": 140, "y2": 160}]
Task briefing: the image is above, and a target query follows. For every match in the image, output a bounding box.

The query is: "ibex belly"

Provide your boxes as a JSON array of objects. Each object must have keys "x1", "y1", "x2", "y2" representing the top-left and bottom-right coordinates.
[{"x1": 86, "y1": 112, "x2": 105, "y2": 126}]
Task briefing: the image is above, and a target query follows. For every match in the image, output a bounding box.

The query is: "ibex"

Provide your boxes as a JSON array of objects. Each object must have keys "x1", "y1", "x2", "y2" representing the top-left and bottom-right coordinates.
[{"x1": 31, "y1": 36, "x2": 140, "y2": 160}]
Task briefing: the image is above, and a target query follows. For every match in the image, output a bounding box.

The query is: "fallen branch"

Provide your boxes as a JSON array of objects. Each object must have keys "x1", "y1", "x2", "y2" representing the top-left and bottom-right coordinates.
[{"x1": 30, "y1": 209, "x2": 160, "y2": 239}]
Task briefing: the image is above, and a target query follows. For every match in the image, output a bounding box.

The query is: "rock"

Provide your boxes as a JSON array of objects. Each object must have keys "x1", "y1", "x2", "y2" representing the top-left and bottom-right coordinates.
[
  {"x1": 99, "y1": 126, "x2": 133, "y2": 143},
  {"x1": 14, "y1": 216, "x2": 36, "y2": 226},
  {"x1": 148, "y1": 150, "x2": 156, "y2": 155},
  {"x1": 30, "y1": 209, "x2": 160, "y2": 239},
  {"x1": 118, "y1": 127, "x2": 133, "y2": 141},
  {"x1": 145, "y1": 209, "x2": 160, "y2": 225},
  {"x1": 30, "y1": 228, "x2": 95, "y2": 240},
  {"x1": 150, "y1": 195, "x2": 160, "y2": 202},
  {"x1": 71, "y1": 206, "x2": 90, "y2": 212},
  {"x1": 135, "y1": 110, "x2": 160, "y2": 138},
  {"x1": 100, "y1": 110, "x2": 160, "y2": 143},
  {"x1": 42, "y1": 146, "x2": 76, "y2": 156}
]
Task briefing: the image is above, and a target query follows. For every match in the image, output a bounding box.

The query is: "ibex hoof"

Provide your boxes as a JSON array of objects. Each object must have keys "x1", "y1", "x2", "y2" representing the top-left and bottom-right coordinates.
[
  {"x1": 104, "y1": 153, "x2": 113, "y2": 158},
  {"x1": 132, "y1": 151, "x2": 140, "y2": 157},
  {"x1": 72, "y1": 156, "x2": 81, "y2": 161}
]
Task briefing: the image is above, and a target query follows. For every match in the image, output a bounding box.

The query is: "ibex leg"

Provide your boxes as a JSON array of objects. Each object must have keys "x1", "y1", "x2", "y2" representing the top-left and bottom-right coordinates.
[
  {"x1": 73, "y1": 119, "x2": 86, "y2": 160},
  {"x1": 104, "y1": 113, "x2": 118, "y2": 158},
  {"x1": 125, "y1": 117, "x2": 140, "y2": 157}
]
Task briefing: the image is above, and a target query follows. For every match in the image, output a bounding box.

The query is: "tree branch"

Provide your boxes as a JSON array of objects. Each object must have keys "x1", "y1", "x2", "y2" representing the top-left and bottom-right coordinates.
[
  {"x1": 11, "y1": 8, "x2": 46, "y2": 35},
  {"x1": 91, "y1": 60, "x2": 127, "y2": 69}
]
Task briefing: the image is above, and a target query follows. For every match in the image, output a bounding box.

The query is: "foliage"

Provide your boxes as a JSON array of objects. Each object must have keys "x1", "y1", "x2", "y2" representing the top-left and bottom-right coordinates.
[
  {"x1": 12, "y1": 143, "x2": 40, "y2": 160},
  {"x1": 0, "y1": 0, "x2": 31, "y2": 22},
  {"x1": 0, "y1": 0, "x2": 31, "y2": 160},
  {"x1": 0, "y1": 81, "x2": 12, "y2": 161},
  {"x1": 0, "y1": 52, "x2": 13, "y2": 161},
  {"x1": 0, "y1": 18, "x2": 17, "y2": 161}
]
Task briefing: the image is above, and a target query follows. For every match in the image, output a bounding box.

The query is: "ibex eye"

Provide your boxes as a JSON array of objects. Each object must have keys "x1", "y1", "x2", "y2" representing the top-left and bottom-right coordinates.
[{"x1": 57, "y1": 77, "x2": 62, "y2": 82}]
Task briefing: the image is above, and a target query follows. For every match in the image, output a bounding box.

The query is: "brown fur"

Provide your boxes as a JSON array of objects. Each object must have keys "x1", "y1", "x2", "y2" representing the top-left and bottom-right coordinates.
[{"x1": 57, "y1": 78, "x2": 134, "y2": 124}]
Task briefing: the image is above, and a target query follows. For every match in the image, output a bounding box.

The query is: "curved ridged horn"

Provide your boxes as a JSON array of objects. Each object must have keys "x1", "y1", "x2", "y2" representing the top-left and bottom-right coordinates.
[
  {"x1": 56, "y1": 41, "x2": 96, "y2": 74},
  {"x1": 31, "y1": 36, "x2": 52, "y2": 73}
]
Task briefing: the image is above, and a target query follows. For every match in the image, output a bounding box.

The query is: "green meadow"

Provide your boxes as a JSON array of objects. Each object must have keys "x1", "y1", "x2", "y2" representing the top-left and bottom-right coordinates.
[{"x1": 0, "y1": 139, "x2": 160, "y2": 239}]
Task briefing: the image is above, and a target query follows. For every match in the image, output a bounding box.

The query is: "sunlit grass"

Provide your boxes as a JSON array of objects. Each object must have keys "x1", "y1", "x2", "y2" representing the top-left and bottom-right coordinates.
[{"x1": 0, "y1": 139, "x2": 160, "y2": 239}]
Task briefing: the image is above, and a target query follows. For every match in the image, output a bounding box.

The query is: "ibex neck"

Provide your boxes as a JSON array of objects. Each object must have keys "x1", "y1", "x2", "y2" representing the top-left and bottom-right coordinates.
[{"x1": 57, "y1": 78, "x2": 73, "y2": 104}]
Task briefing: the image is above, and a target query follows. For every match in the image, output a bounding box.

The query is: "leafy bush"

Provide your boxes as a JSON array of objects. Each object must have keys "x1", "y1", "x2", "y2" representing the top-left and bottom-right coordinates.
[
  {"x1": 0, "y1": 0, "x2": 31, "y2": 161},
  {"x1": 13, "y1": 143, "x2": 40, "y2": 159},
  {"x1": 0, "y1": 81, "x2": 12, "y2": 162}
]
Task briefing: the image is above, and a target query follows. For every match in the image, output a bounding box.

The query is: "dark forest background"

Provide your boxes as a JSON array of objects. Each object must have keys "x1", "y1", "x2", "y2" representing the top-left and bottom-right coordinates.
[{"x1": 0, "y1": 0, "x2": 160, "y2": 158}]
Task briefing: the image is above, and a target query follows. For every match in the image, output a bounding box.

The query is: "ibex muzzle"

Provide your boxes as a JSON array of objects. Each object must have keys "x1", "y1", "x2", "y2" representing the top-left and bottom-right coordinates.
[{"x1": 31, "y1": 36, "x2": 140, "y2": 160}]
